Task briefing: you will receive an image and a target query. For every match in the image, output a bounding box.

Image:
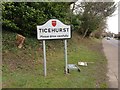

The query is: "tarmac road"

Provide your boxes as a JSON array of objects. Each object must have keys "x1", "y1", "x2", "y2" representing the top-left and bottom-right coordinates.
[{"x1": 102, "y1": 38, "x2": 119, "y2": 88}]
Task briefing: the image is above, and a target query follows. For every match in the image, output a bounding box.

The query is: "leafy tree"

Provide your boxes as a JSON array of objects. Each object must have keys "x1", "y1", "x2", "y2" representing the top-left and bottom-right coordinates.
[
  {"x1": 71, "y1": 1, "x2": 116, "y2": 37},
  {"x1": 2, "y1": 2, "x2": 70, "y2": 37},
  {"x1": 70, "y1": 14, "x2": 81, "y2": 31},
  {"x1": 2, "y1": 1, "x2": 116, "y2": 38}
]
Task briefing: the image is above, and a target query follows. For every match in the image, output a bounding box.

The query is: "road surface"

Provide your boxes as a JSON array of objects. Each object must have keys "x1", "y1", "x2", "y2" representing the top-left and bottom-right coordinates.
[{"x1": 102, "y1": 38, "x2": 119, "y2": 88}]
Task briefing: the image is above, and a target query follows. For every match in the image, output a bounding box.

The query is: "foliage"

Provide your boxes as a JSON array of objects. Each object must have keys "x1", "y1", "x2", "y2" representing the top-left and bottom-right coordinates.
[
  {"x1": 70, "y1": 14, "x2": 81, "y2": 31},
  {"x1": 2, "y1": 2, "x2": 70, "y2": 36},
  {"x1": 90, "y1": 19, "x2": 107, "y2": 38},
  {"x1": 72, "y1": 1, "x2": 116, "y2": 37},
  {"x1": 2, "y1": 2, "x2": 116, "y2": 38}
]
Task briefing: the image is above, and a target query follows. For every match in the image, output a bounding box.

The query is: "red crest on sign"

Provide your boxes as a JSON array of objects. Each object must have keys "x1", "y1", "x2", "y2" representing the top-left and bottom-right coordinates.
[{"x1": 52, "y1": 21, "x2": 56, "y2": 27}]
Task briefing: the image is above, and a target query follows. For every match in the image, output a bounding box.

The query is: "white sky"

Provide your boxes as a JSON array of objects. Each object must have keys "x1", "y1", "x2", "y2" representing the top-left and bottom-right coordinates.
[{"x1": 107, "y1": 1, "x2": 119, "y2": 34}]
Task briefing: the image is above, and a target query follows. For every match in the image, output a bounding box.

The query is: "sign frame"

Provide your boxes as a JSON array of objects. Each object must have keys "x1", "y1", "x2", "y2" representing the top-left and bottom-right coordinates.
[{"x1": 37, "y1": 19, "x2": 71, "y2": 40}]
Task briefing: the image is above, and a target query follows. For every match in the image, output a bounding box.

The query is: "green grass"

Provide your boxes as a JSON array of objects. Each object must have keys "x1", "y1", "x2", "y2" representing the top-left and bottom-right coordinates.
[{"x1": 2, "y1": 31, "x2": 108, "y2": 88}]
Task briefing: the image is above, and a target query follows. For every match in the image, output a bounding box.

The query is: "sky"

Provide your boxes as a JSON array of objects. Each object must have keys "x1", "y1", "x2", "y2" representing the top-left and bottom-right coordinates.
[{"x1": 107, "y1": 1, "x2": 118, "y2": 34}]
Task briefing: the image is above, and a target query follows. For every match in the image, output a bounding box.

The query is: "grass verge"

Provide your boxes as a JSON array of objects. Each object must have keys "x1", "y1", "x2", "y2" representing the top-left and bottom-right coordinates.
[{"x1": 2, "y1": 30, "x2": 108, "y2": 88}]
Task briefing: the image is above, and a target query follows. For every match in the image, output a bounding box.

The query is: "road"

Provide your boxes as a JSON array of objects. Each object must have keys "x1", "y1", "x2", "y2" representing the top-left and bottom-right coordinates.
[{"x1": 102, "y1": 38, "x2": 119, "y2": 88}]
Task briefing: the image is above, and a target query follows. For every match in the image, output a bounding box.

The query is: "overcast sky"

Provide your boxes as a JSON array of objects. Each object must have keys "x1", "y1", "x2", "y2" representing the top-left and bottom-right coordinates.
[{"x1": 107, "y1": 1, "x2": 118, "y2": 34}]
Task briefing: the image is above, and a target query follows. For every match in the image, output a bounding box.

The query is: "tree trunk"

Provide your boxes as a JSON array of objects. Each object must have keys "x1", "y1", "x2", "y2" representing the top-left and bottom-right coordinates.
[{"x1": 82, "y1": 28, "x2": 89, "y2": 39}]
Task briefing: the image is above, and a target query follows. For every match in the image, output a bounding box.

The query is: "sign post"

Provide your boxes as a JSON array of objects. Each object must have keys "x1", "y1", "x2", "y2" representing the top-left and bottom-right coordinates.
[
  {"x1": 64, "y1": 39, "x2": 68, "y2": 74},
  {"x1": 37, "y1": 19, "x2": 71, "y2": 76},
  {"x1": 43, "y1": 40, "x2": 47, "y2": 76}
]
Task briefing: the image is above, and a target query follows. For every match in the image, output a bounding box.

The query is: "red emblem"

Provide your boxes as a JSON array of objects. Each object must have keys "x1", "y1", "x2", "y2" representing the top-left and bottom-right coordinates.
[{"x1": 52, "y1": 21, "x2": 56, "y2": 27}]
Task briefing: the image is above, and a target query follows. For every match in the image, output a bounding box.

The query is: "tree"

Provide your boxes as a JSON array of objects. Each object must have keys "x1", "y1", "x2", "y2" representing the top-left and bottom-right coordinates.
[
  {"x1": 2, "y1": 2, "x2": 70, "y2": 37},
  {"x1": 71, "y1": 1, "x2": 116, "y2": 37}
]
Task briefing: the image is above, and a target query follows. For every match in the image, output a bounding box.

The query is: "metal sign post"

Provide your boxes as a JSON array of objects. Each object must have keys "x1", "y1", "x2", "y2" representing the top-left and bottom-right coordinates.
[
  {"x1": 64, "y1": 39, "x2": 68, "y2": 74},
  {"x1": 43, "y1": 40, "x2": 47, "y2": 77}
]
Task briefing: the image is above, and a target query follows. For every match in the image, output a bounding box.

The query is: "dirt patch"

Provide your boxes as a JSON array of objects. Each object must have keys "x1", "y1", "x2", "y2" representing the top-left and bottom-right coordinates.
[{"x1": 2, "y1": 48, "x2": 42, "y2": 73}]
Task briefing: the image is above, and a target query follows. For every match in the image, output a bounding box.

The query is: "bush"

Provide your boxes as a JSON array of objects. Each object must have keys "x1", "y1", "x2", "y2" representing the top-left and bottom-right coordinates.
[{"x1": 2, "y1": 2, "x2": 70, "y2": 37}]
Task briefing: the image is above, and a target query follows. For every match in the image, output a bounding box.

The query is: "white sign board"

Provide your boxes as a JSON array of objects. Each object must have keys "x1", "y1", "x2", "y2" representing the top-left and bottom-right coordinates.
[{"x1": 37, "y1": 19, "x2": 71, "y2": 40}]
